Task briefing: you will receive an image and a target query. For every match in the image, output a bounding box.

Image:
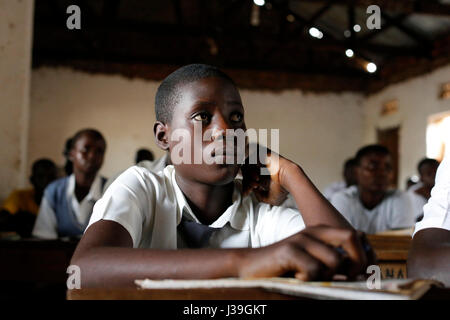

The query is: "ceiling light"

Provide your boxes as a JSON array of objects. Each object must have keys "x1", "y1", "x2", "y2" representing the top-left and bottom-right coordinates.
[
  {"x1": 345, "y1": 49, "x2": 354, "y2": 58},
  {"x1": 366, "y1": 62, "x2": 377, "y2": 73},
  {"x1": 254, "y1": 0, "x2": 265, "y2": 6},
  {"x1": 344, "y1": 30, "x2": 351, "y2": 38},
  {"x1": 353, "y1": 24, "x2": 361, "y2": 32},
  {"x1": 309, "y1": 27, "x2": 323, "y2": 39}
]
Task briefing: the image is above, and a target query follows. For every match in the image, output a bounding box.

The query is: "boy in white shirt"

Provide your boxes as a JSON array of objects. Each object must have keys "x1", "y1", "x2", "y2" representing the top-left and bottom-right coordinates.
[
  {"x1": 408, "y1": 154, "x2": 450, "y2": 286},
  {"x1": 71, "y1": 64, "x2": 372, "y2": 288},
  {"x1": 408, "y1": 158, "x2": 439, "y2": 221},
  {"x1": 331, "y1": 145, "x2": 415, "y2": 234}
]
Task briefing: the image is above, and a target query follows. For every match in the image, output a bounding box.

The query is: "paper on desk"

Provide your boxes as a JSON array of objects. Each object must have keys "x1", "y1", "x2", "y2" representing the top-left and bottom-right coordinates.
[{"x1": 135, "y1": 277, "x2": 438, "y2": 300}]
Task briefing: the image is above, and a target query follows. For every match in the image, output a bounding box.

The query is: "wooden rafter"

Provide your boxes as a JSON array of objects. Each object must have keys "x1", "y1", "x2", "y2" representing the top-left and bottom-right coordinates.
[{"x1": 291, "y1": 0, "x2": 450, "y2": 16}]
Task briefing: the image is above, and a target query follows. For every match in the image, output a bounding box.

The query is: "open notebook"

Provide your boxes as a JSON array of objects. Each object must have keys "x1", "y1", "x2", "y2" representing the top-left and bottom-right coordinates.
[{"x1": 135, "y1": 277, "x2": 440, "y2": 300}]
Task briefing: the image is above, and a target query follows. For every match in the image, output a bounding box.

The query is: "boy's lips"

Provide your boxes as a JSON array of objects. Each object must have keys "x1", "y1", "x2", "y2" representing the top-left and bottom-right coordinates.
[{"x1": 210, "y1": 145, "x2": 246, "y2": 164}]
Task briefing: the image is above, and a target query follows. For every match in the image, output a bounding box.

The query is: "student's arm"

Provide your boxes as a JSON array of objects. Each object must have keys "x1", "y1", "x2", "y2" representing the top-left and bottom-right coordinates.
[
  {"x1": 71, "y1": 220, "x2": 368, "y2": 288},
  {"x1": 242, "y1": 150, "x2": 352, "y2": 229},
  {"x1": 407, "y1": 228, "x2": 450, "y2": 286}
]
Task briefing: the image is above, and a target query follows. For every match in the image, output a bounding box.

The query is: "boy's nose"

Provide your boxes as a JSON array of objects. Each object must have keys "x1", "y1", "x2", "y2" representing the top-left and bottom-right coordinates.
[{"x1": 210, "y1": 114, "x2": 232, "y2": 140}]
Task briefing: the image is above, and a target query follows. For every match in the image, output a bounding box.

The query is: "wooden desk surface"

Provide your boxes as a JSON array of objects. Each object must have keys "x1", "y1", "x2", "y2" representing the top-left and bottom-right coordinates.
[
  {"x1": 67, "y1": 285, "x2": 450, "y2": 300},
  {"x1": 366, "y1": 234, "x2": 411, "y2": 260},
  {"x1": 366, "y1": 234, "x2": 412, "y2": 279},
  {"x1": 67, "y1": 287, "x2": 303, "y2": 300}
]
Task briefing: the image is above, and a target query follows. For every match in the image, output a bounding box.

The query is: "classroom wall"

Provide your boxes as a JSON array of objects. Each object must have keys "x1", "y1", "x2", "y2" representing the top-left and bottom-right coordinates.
[
  {"x1": 0, "y1": 0, "x2": 34, "y2": 201},
  {"x1": 28, "y1": 67, "x2": 365, "y2": 192},
  {"x1": 362, "y1": 64, "x2": 450, "y2": 188}
]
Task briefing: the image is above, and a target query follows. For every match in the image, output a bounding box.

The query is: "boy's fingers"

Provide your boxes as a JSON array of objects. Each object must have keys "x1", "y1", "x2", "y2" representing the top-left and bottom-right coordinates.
[
  {"x1": 301, "y1": 226, "x2": 368, "y2": 277},
  {"x1": 281, "y1": 247, "x2": 323, "y2": 281},
  {"x1": 295, "y1": 234, "x2": 343, "y2": 278}
]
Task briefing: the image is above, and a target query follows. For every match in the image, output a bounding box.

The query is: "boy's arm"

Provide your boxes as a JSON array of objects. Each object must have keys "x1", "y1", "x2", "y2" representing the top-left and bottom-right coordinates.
[
  {"x1": 281, "y1": 163, "x2": 353, "y2": 229},
  {"x1": 407, "y1": 228, "x2": 450, "y2": 286},
  {"x1": 71, "y1": 220, "x2": 368, "y2": 288}
]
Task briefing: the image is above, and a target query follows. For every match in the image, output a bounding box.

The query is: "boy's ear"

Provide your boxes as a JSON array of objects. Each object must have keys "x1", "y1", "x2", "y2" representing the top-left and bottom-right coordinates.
[{"x1": 154, "y1": 121, "x2": 170, "y2": 151}]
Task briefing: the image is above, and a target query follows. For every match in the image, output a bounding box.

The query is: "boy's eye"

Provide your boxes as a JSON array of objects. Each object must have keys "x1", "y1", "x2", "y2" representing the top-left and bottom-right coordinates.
[
  {"x1": 230, "y1": 113, "x2": 243, "y2": 123},
  {"x1": 193, "y1": 113, "x2": 210, "y2": 122}
]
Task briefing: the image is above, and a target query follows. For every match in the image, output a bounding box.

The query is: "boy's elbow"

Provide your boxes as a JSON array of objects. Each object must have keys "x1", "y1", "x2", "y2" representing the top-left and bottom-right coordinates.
[{"x1": 407, "y1": 229, "x2": 450, "y2": 286}]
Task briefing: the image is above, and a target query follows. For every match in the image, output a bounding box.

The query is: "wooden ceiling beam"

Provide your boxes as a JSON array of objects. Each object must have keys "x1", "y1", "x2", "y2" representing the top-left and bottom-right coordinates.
[{"x1": 291, "y1": 0, "x2": 450, "y2": 16}]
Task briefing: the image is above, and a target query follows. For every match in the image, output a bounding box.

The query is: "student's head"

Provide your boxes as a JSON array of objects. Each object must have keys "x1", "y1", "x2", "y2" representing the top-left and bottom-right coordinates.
[
  {"x1": 30, "y1": 159, "x2": 58, "y2": 192},
  {"x1": 135, "y1": 148, "x2": 154, "y2": 164},
  {"x1": 69, "y1": 129, "x2": 106, "y2": 176},
  {"x1": 417, "y1": 158, "x2": 439, "y2": 188},
  {"x1": 405, "y1": 176, "x2": 418, "y2": 190},
  {"x1": 343, "y1": 158, "x2": 357, "y2": 187},
  {"x1": 63, "y1": 137, "x2": 74, "y2": 176},
  {"x1": 354, "y1": 144, "x2": 393, "y2": 194},
  {"x1": 154, "y1": 64, "x2": 245, "y2": 185}
]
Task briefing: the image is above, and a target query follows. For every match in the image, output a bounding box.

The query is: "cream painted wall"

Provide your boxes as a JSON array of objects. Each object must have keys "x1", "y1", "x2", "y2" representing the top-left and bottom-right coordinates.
[
  {"x1": 0, "y1": 0, "x2": 34, "y2": 201},
  {"x1": 28, "y1": 67, "x2": 365, "y2": 191},
  {"x1": 241, "y1": 89, "x2": 364, "y2": 190},
  {"x1": 363, "y1": 65, "x2": 450, "y2": 188}
]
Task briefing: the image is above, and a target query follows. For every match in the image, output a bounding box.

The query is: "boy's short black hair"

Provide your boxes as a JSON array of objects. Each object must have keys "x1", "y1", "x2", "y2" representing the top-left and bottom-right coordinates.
[
  {"x1": 417, "y1": 158, "x2": 439, "y2": 173},
  {"x1": 344, "y1": 158, "x2": 357, "y2": 170},
  {"x1": 155, "y1": 64, "x2": 236, "y2": 124},
  {"x1": 71, "y1": 129, "x2": 106, "y2": 149},
  {"x1": 32, "y1": 158, "x2": 57, "y2": 174},
  {"x1": 355, "y1": 144, "x2": 390, "y2": 165}
]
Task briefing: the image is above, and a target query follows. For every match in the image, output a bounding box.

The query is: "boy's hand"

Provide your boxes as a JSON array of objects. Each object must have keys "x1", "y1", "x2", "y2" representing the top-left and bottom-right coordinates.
[
  {"x1": 238, "y1": 225, "x2": 373, "y2": 281},
  {"x1": 241, "y1": 145, "x2": 298, "y2": 206}
]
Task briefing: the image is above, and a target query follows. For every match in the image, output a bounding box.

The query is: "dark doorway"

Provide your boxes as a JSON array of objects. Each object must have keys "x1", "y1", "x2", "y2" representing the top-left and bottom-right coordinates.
[{"x1": 377, "y1": 127, "x2": 400, "y2": 189}]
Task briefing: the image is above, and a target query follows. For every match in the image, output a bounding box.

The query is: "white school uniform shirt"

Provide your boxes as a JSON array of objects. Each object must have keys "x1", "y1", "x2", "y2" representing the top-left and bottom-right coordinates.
[
  {"x1": 87, "y1": 165, "x2": 305, "y2": 249},
  {"x1": 330, "y1": 186, "x2": 415, "y2": 234},
  {"x1": 414, "y1": 155, "x2": 450, "y2": 235},
  {"x1": 32, "y1": 174, "x2": 104, "y2": 239},
  {"x1": 407, "y1": 182, "x2": 428, "y2": 221},
  {"x1": 323, "y1": 181, "x2": 347, "y2": 201}
]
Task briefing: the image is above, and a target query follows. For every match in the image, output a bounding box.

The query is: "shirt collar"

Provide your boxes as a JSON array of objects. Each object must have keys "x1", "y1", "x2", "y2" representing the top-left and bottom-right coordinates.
[
  {"x1": 67, "y1": 174, "x2": 103, "y2": 202},
  {"x1": 164, "y1": 165, "x2": 249, "y2": 231}
]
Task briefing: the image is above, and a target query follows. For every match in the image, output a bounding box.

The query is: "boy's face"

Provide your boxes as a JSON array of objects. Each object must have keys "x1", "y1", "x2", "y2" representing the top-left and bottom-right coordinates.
[
  {"x1": 167, "y1": 77, "x2": 247, "y2": 186},
  {"x1": 420, "y1": 163, "x2": 438, "y2": 188},
  {"x1": 356, "y1": 152, "x2": 393, "y2": 193},
  {"x1": 70, "y1": 134, "x2": 106, "y2": 176}
]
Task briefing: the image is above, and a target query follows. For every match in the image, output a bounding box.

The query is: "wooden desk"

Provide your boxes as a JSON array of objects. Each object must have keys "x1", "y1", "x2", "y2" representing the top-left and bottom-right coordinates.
[
  {"x1": 0, "y1": 239, "x2": 78, "y2": 299},
  {"x1": 67, "y1": 287, "x2": 302, "y2": 300},
  {"x1": 67, "y1": 285, "x2": 450, "y2": 300},
  {"x1": 366, "y1": 234, "x2": 411, "y2": 279}
]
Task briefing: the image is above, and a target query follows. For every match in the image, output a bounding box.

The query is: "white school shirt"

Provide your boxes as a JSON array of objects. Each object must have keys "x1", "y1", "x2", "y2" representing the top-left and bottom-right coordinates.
[
  {"x1": 414, "y1": 155, "x2": 450, "y2": 235},
  {"x1": 330, "y1": 186, "x2": 415, "y2": 234},
  {"x1": 323, "y1": 181, "x2": 347, "y2": 201},
  {"x1": 407, "y1": 182, "x2": 428, "y2": 221},
  {"x1": 87, "y1": 165, "x2": 305, "y2": 249},
  {"x1": 32, "y1": 174, "x2": 104, "y2": 239}
]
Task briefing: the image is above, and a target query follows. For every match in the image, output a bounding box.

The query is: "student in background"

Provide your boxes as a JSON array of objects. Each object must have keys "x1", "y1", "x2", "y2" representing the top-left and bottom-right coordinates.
[
  {"x1": 331, "y1": 144, "x2": 415, "y2": 234},
  {"x1": 135, "y1": 148, "x2": 155, "y2": 164},
  {"x1": 63, "y1": 137, "x2": 74, "y2": 176},
  {"x1": 405, "y1": 176, "x2": 418, "y2": 191},
  {"x1": 408, "y1": 158, "x2": 440, "y2": 222},
  {"x1": 408, "y1": 154, "x2": 450, "y2": 286},
  {"x1": 0, "y1": 159, "x2": 58, "y2": 237},
  {"x1": 323, "y1": 158, "x2": 357, "y2": 201},
  {"x1": 32, "y1": 129, "x2": 107, "y2": 239},
  {"x1": 71, "y1": 64, "x2": 372, "y2": 287}
]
